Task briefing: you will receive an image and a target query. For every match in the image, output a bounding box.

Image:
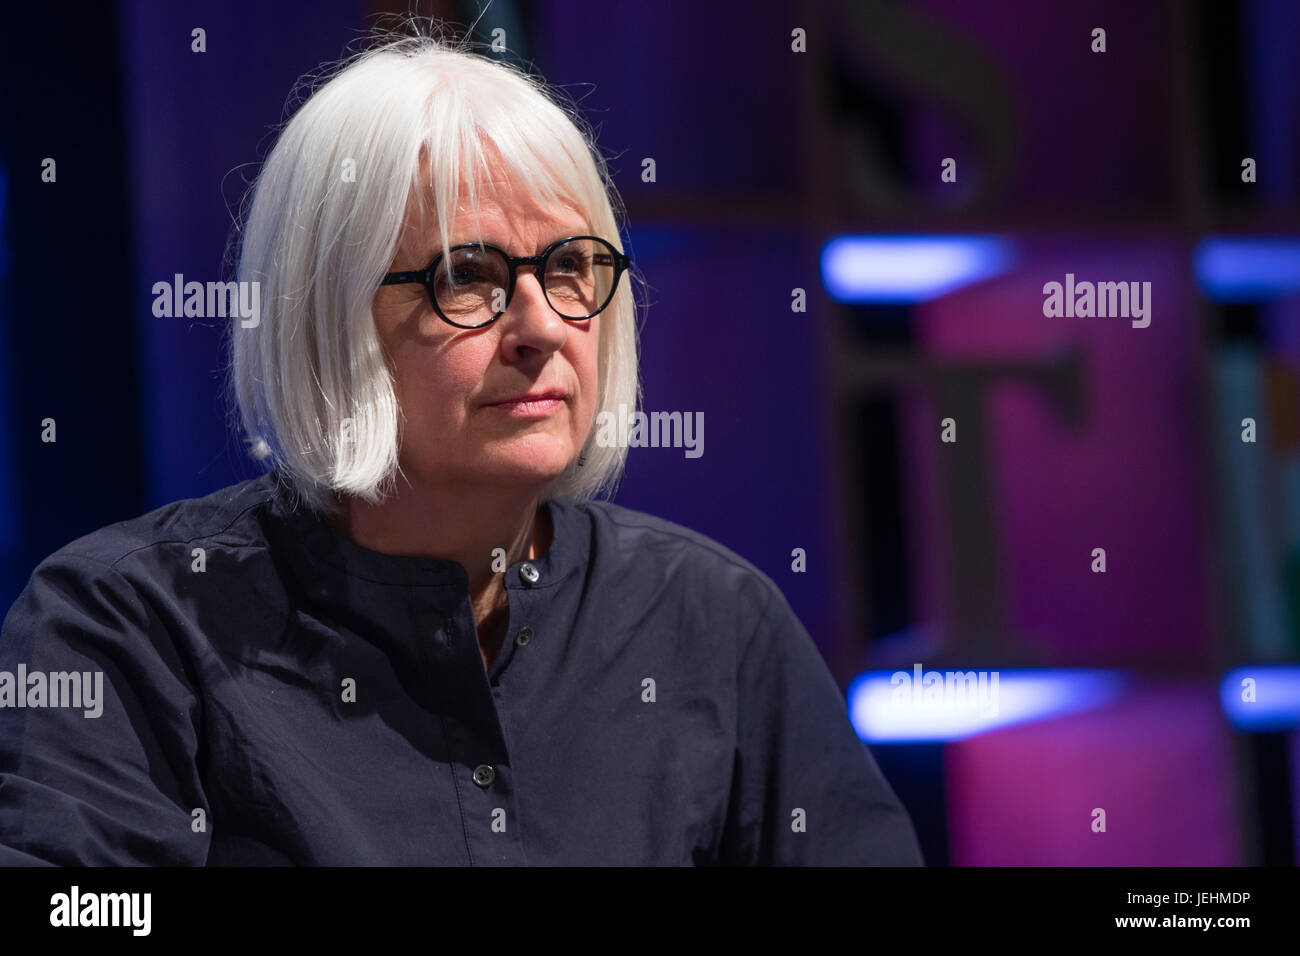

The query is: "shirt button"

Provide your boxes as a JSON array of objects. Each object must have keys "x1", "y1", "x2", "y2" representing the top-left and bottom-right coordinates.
[
  {"x1": 515, "y1": 626, "x2": 533, "y2": 646},
  {"x1": 518, "y1": 563, "x2": 540, "y2": 585},
  {"x1": 472, "y1": 765, "x2": 495, "y2": 788}
]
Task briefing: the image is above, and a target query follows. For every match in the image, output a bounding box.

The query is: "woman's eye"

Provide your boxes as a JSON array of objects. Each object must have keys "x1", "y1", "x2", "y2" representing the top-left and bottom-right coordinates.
[
  {"x1": 551, "y1": 253, "x2": 589, "y2": 275},
  {"x1": 439, "y1": 264, "x2": 485, "y2": 289}
]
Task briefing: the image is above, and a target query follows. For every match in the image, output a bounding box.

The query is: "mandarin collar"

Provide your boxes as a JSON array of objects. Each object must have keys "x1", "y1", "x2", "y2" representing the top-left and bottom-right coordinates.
[{"x1": 259, "y1": 470, "x2": 583, "y2": 592}]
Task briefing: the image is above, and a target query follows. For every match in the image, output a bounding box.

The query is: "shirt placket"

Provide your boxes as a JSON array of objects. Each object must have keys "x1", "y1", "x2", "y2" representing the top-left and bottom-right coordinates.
[
  {"x1": 426, "y1": 588, "x2": 531, "y2": 866},
  {"x1": 454, "y1": 558, "x2": 550, "y2": 863}
]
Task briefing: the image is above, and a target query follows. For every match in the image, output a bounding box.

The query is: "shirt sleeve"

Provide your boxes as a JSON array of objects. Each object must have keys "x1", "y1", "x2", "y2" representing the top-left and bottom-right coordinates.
[
  {"x1": 0, "y1": 550, "x2": 211, "y2": 865},
  {"x1": 719, "y1": 583, "x2": 925, "y2": 866}
]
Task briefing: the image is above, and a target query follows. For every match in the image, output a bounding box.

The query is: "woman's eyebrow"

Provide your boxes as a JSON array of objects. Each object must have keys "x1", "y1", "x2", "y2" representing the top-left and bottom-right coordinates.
[{"x1": 423, "y1": 232, "x2": 588, "y2": 259}]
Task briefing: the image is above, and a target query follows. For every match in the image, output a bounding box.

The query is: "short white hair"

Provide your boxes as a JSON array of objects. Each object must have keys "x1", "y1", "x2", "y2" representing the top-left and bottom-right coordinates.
[{"x1": 227, "y1": 27, "x2": 642, "y2": 517}]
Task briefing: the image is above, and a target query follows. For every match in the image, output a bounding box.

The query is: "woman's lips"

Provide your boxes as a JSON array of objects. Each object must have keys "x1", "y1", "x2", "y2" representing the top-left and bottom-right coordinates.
[{"x1": 484, "y1": 393, "x2": 566, "y2": 418}]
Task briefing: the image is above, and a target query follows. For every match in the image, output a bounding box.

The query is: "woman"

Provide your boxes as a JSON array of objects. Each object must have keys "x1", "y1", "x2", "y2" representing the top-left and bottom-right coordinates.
[{"x1": 0, "y1": 31, "x2": 922, "y2": 866}]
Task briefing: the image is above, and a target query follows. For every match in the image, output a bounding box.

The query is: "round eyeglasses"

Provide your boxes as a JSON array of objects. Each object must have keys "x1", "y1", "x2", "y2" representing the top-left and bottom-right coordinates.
[{"x1": 380, "y1": 235, "x2": 631, "y2": 329}]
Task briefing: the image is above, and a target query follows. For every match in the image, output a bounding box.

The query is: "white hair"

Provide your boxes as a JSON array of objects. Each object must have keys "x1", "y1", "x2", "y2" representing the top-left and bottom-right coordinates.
[{"x1": 226, "y1": 27, "x2": 642, "y2": 517}]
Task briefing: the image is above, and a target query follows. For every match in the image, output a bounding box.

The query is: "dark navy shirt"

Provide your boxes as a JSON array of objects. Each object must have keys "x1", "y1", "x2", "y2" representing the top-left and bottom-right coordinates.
[{"x1": 0, "y1": 471, "x2": 923, "y2": 866}]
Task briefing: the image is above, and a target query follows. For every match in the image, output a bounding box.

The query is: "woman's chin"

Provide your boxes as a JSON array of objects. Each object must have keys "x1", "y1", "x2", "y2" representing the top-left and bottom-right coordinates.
[
  {"x1": 472, "y1": 446, "x2": 575, "y2": 488},
  {"x1": 401, "y1": 432, "x2": 582, "y2": 490}
]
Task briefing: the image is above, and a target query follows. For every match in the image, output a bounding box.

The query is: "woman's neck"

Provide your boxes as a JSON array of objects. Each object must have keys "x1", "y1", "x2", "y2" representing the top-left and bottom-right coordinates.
[{"x1": 328, "y1": 480, "x2": 553, "y2": 636}]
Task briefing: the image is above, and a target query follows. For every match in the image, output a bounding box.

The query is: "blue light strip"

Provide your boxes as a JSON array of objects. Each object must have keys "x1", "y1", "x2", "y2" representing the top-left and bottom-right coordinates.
[
  {"x1": 820, "y1": 235, "x2": 1015, "y2": 304},
  {"x1": 847, "y1": 668, "x2": 1129, "y2": 743},
  {"x1": 1194, "y1": 237, "x2": 1300, "y2": 301},
  {"x1": 1220, "y1": 666, "x2": 1300, "y2": 731}
]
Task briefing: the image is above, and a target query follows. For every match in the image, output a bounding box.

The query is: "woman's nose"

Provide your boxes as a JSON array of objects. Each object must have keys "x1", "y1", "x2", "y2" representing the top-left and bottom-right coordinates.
[{"x1": 498, "y1": 265, "x2": 567, "y2": 354}]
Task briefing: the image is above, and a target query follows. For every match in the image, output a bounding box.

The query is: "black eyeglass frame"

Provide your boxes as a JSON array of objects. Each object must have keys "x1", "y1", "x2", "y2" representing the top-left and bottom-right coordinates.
[{"x1": 380, "y1": 234, "x2": 631, "y2": 329}]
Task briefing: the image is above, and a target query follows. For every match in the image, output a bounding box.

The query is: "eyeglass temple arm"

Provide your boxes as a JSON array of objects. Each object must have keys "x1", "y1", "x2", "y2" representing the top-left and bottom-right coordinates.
[{"x1": 380, "y1": 271, "x2": 424, "y2": 285}]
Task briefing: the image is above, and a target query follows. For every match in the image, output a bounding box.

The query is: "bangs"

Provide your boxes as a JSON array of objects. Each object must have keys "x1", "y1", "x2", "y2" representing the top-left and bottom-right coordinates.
[{"x1": 412, "y1": 72, "x2": 599, "y2": 264}]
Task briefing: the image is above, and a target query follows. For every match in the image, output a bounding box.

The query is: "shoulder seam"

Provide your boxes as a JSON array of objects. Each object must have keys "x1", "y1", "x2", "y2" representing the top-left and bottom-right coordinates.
[
  {"x1": 589, "y1": 503, "x2": 772, "y2": 582},
  {"x1": 740, "y1": 584, "x2": 779, "y2": 661},
  {"x1": 36, "y1": 549, "x2": 157, "y2": 629},
  {"x1": 86, "y1": 498, "x2": 270, "y2": 572}
]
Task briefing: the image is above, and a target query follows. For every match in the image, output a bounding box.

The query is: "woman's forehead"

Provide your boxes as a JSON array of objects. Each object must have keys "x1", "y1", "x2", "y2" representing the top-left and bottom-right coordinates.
[{"x1": 403, "y1": 193, "x2": 587, "y2": 246}]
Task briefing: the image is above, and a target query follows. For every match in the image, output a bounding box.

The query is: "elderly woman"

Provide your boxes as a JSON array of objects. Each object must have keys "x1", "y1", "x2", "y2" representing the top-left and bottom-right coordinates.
[{"x1": 0, "y1": 33, "x2": 922, "y2": 866}]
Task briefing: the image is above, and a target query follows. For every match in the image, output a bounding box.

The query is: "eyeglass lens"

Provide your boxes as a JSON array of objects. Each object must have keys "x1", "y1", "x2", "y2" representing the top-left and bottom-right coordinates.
[{"x1": 431, "y1": 238, "x2": 618, "y2": 322}]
